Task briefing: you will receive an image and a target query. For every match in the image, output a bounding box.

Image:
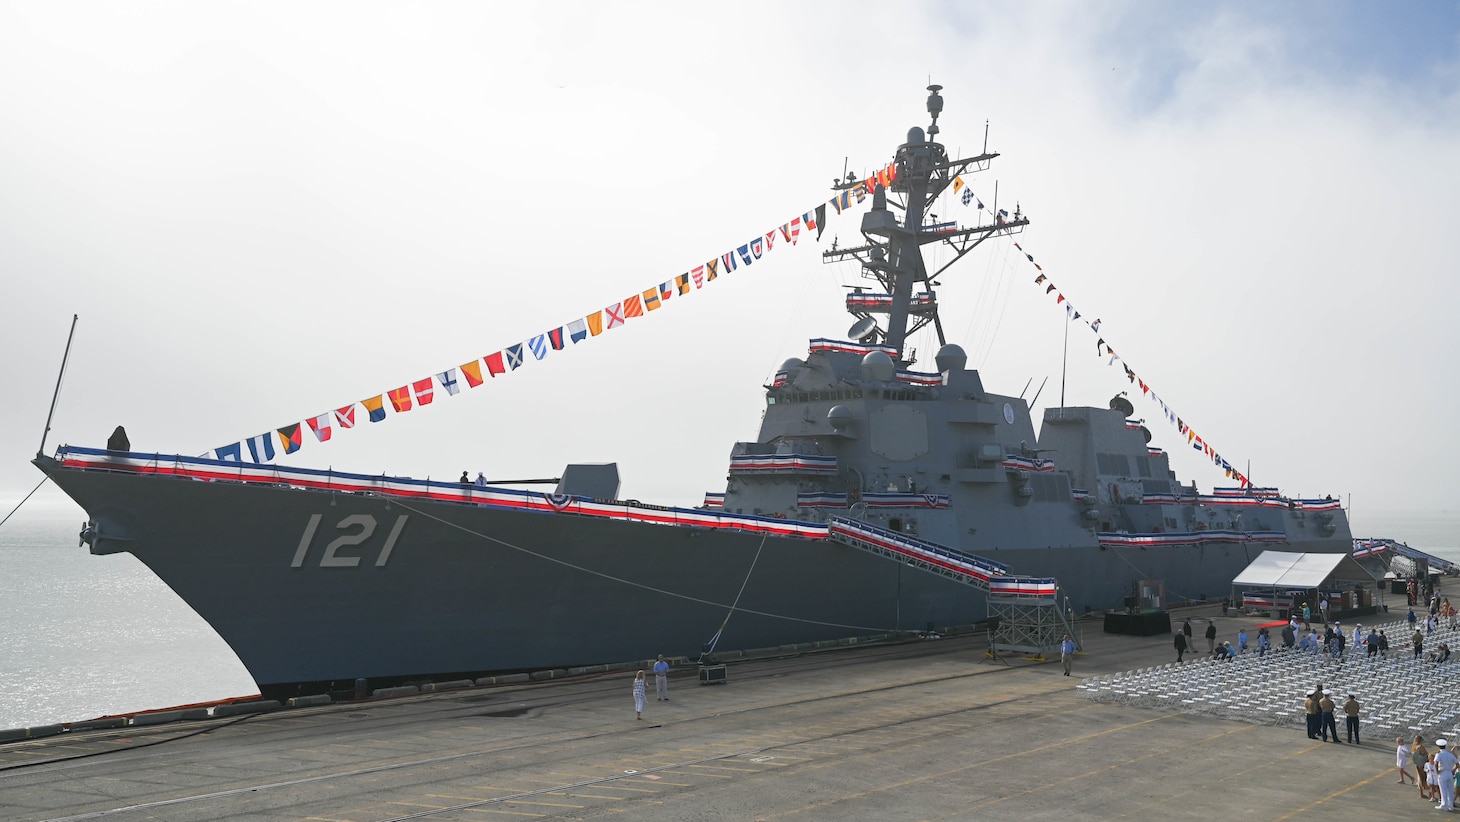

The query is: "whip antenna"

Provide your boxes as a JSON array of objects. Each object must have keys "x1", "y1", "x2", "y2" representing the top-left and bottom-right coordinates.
[{"x1": 37, "y1": 314, "x2": 79, "y2": 459}]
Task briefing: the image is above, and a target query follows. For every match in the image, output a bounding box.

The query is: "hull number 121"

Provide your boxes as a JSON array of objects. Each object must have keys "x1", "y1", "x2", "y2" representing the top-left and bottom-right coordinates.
[{"x1": 290, "y1": 513, "x2": 409, "y2": 568}]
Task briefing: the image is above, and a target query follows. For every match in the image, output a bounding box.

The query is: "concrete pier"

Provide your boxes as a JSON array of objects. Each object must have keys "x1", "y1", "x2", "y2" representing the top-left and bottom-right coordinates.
[{"x1": 0, "y1": 608, "x2": 1436, "y2": 821}]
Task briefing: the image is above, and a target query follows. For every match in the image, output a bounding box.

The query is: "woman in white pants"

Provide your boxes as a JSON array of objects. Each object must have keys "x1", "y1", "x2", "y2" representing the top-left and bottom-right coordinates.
[{"x1": 632, "y1": 671, "x2": 647, "y2": 720}]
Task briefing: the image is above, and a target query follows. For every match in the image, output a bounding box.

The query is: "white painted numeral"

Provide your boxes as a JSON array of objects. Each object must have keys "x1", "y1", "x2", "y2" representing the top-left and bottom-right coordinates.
[
  {"x1": 376, "y1": 514, "x2": 408, "y2": 567},
  {"x1": 291, "y1": 514, "x2": 323, "y2": 568},
  {"x1": 291, "y1": 513, "x2": 410, "y2": 568},
  {"x1": 321, "y1": 514, "x2": 376, "y2": 567}
]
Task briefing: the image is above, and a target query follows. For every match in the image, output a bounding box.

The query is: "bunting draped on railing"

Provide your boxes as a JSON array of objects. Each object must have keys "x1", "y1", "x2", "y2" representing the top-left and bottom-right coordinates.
[
  {"x1": 796, "y1": 491, "x2": 951, "y2": 509},
  {"x1": 846, "y1": 292, "x2": 936, "y2": 311},
  {"x1": 1351, "y1": 539, "x2": 1459, "y2": 573},
  {"x1": 728, "y1": 454, "x2": 839, "y2": 475},
  {"x1": 828, "y1": 518, "x2": 1010, "y2": 581},
  {"x1": 1000, "y1": 455, "x2": 1057, "y2": 472},
  {"x1": 1242, "y1": 593, "x2": 1295, "y2": 609},
  {"x1": 1096, "y1": 530, "x2": 1289, "y2": 548},
  {"x1": 807, "y1": 338, "x2": 900, "y2": 356},
  {"x1": 57, "y1": 446, "x2": 828, "y2": 539},
  {"x1": 1142, "y1": 495, "x2": 1339, "y2": 510},
  {"x1": 214, "y1": 162, "x2": 900, "y2": 463}
]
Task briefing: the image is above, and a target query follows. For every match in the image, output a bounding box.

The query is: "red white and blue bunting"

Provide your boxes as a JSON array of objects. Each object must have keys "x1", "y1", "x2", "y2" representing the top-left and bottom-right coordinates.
[
  {"x1": 829, "y1": 518, "x2": 1008, "y2": 581},
  {"x1": 797, "y1": 491, "x2": 951, "y2": 509},
  {"x1": 729, "y1": 454, "x2": 839, "y2": 475},
  {"x1": 1096, "y1": 530, "x2": 1289, "y2": 548},
  {"x1": 846, "y1": 292, "x2": 936, "y2": 311},
  {"x1": 59, "y1": 446, "x2": 828, "y2": 539},
  {"x1": 1001, "y1": 455, "x2": 1057, "y2": 472}
]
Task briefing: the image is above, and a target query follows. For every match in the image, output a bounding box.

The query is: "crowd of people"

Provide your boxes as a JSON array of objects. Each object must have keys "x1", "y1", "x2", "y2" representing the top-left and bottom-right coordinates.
[
  {"x1": 1396, "y1": 732, "x2": 1459, "y2": 811},
  {"x1": 1178, "y1": 593, "x2": 1457, "y2": 668}
]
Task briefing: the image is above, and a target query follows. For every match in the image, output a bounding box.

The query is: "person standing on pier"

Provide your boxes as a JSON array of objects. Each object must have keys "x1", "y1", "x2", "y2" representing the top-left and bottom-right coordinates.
[
  {"x1": 1318, "y1": 691, "x2": 1338, "y2": 742},
  {"x1": 1413, "y1": 735, "x2": 1433, "y2": 800},
  {"x1": 1343, "y1": 694, "x2": 1361, "y2": 744},
  {"x1": 1060, "y1": 634, "x2": 1076, "y2": 676},
  {"x1": 653, "y1": 654, "x2": 670, "y2": 701},
  {"x1": 1205, "y1": 620, "x2": 1217, "y2": 653},
  {"x1": 1434, "y1": 739, "x2": 1457, "y2": 811},
  {"x1": 1182, "y1": 618, "x2": 1193, "y2": 651},
  {"x1": 632, "y1": 670, "x2": 646, "y2": 720},
  {"x1": 1397, "y1": 737, "x2": 1418, "y2": 784},
  {"x1": 1174, "y1": 630, "x2": 1188, "y2": 663}
]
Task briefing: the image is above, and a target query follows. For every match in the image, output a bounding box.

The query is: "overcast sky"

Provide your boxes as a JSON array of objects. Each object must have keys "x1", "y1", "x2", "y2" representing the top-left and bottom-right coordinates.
[{"x1": 2, "y1": 2, "x2": 1457, "y2": 535}]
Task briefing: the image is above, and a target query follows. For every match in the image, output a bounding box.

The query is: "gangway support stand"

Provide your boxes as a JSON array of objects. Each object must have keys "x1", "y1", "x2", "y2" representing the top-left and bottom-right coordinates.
[{"x1": 988, "y1": 592, "x2": 1070, "y2": 659}]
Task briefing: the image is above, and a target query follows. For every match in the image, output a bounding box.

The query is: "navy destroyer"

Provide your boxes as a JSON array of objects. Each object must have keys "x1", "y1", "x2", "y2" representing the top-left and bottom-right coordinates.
[{"x1": 33, "y1": 86, "x2": 1352, "y2": 697}]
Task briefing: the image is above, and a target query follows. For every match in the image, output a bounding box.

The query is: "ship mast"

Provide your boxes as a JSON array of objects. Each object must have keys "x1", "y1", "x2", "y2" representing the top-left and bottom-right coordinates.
[{"x1": 824, "y1": 85, "x2": 1029, "y2": 364}]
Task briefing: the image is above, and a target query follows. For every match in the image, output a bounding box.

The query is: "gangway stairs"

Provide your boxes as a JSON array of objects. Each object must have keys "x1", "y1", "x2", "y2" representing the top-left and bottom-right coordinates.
[
  {"x1": 1353, "y1": 538, "x2": 1460, "y2": 574},
  {"x1": 826, "y1": 518, "x2": 1077, "y2": 656}
]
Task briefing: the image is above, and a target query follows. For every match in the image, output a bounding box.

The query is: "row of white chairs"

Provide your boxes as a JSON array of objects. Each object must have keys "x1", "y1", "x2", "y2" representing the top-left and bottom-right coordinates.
[{"x1": 1079, "y1": 617, "x2": 1460, "y2": 741}]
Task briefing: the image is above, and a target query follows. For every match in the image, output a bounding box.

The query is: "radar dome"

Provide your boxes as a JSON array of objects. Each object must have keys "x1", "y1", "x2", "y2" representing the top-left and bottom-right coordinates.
[
  {"x1": 779, "y1": 357, "x2": 804, "y2": 372},
  {"x1": 934, "y1": 344, "x2": 967, "y2": 374},
  {"x1": 906, "y1": 126, "x2": 926, "y2": 145},
  {"x1": 827, "y1": 405, "x2": 852, "y2": 431},
  {"x1": 861, "y1": 350, "x2": 896, "y2": 382}
]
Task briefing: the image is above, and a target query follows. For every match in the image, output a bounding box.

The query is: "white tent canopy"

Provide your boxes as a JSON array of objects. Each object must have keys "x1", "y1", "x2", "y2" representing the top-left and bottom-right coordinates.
[{"x1": 1232, "y1": 550, "x2": 1375, "y2": 589}]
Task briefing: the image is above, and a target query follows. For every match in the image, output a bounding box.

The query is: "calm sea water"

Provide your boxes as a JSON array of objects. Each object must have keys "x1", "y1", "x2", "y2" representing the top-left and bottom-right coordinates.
[
  {"x1": 0, "y1": 512, "x2": 257, "y2": 729},
  {"x1": 1, "y1": 506, "x2": 1457, "y2": 730}
]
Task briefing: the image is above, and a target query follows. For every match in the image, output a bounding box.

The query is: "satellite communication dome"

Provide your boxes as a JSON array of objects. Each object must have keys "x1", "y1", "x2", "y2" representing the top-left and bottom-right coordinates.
[
  {"x1": 827, "y1": 405, "x2": 852, "y2": 431},
  {"x1": 779, "y1": 357, "x2": 805, "y2": 372},
  {"x1": 934, "y1": 343, "x2": 967, "y2": 374},
  {"x1": 861, "y1": 351, "x2": 896, "y2": 382}
]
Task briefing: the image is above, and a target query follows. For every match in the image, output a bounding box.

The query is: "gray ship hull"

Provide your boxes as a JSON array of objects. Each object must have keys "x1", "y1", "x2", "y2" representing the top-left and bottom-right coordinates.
[
  {"x1": 37, "y1": 456, "x2": 989, "y2": 691},
  {"x1": 37, "y1": 451, "x2": 1352, "y2": 695}
]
